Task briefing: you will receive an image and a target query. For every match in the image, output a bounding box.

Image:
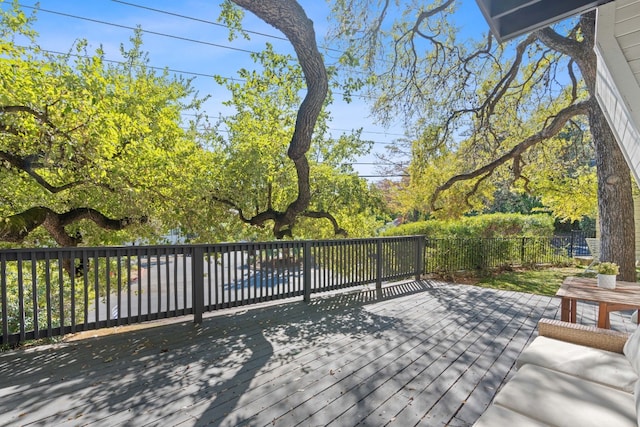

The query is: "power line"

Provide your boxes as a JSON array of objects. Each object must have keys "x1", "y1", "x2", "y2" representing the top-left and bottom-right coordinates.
[
  {"x1": 18, "y1": 3, "x2": 261, "y2": 55},
  {"x1": 15, "y1": 3, "x2": 380, "y2": 101},
  {"x1": 11, "y1": 9, "x2": 375, "y2": 100},
  {"x1": 331, "y1": 128, "x2": 405, "y2": 137},
  {"x1": 111, "y1": 0, "x2": 288, "y2": 41},
  {"x1": 110, "y1": 0, "x2": 345, "y2": 54},
  {"x1": 25, "y1": 45, "x2": 247, "y2": 82},
  {"x1": 359, "y1": 175, "x2": 408, "y2": 178},
  {"x1": 188, "y1": 125, "x2": 399, "y2": 143}
]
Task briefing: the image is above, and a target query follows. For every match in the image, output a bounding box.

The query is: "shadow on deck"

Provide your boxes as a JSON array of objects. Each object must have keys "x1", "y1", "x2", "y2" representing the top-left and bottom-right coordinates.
[{"x1": 0, "y1": 280, "x2": 636, "y2": 426}]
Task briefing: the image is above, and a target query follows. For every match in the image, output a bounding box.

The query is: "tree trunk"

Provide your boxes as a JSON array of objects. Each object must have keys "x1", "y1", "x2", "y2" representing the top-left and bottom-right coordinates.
[
  {"x1": 229, "y1": 0, "x2": 328, "y2": 238},
  {"x1": 589, "y1": 101, "x2": 636, "y2": 281},
  {"x1": 550, "y1": 12, "x2": 637, "y2": 281}
]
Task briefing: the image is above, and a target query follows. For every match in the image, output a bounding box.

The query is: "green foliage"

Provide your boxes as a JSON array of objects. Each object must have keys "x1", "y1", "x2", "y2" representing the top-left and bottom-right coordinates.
[
  {"x1": 383, "y1": 213, "x2": 555, "y2": 238},
  {"x1": 596, "y1": 262, "x2": 619, "y2": 275},
  {"x1": 0, "y1": 3, "x2": 214, "y2": 246},
  {"x1": 208, "y1": 43, "x2": 387, "y2": 239}
]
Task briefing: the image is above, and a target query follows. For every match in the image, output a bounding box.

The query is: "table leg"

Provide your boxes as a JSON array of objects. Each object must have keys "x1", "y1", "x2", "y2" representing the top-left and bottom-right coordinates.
[
  {"x1": 561, "y1": 297, "x2": 570, "y2": 322},
  {"x1": 561, "y1": 298, "x2": 577, "y2": 323},
  {"x1": 598, "y1": 302, "x2": 611, "y2": 329}
]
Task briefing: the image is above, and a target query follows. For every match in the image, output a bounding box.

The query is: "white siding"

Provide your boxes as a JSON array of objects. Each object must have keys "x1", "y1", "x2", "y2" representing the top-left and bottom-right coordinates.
[{"x1": 595, "y1": 1, "x2": 640, "y2": 186}]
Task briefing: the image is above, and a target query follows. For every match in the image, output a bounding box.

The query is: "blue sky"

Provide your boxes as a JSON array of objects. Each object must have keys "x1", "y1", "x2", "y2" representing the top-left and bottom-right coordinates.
[{"x1": 5, "y1": 0, "x2": 489, "y2": 180}]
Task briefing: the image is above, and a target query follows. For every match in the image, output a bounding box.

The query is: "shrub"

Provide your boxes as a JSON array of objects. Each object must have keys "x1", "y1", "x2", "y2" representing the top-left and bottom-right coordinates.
[{"x1": 383, "y1": 213, "x2": 554, "y2": 238}]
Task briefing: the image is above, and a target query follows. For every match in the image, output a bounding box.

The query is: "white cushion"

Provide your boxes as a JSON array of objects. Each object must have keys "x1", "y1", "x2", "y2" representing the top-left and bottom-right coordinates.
[
  {"x1": 473, "y1": 404, "x2": 550, "y2": 426},
  {"x1": 493, "y1": 365, "x2": 636, "y2": 427},
  {"x1": 623, "y1": 324, "x2": 640, "y2": 373},
  {"x1": 517, "y1": 336, "x2": 637, "y2": 392},
  {"x1": 634, "y1": 380, "x2": 640, "y2": 427}
]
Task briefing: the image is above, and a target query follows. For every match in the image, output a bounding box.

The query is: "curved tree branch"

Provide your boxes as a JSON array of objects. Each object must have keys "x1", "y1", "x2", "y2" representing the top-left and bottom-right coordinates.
[
  {"x1": 303, "y1": 211, "x2": 348, "y2": 236},
  {"x1": 430, "y1": 100, "x2": 591, "y2": 210},
  {"x1": 229, "y1": 0, "x2": 330, "y2": 238},
  {"x1": 0, "y1": 206, "x2": 146, "y2": 246},
  {"x1": 0, "y1": 150, "x2": 83, "y2": 193}
]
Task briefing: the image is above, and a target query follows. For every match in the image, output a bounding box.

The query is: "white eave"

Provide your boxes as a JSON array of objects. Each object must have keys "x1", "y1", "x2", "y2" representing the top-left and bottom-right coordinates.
[{"x1": 595, "y1": 0, "x2": 640, "y2": 185}]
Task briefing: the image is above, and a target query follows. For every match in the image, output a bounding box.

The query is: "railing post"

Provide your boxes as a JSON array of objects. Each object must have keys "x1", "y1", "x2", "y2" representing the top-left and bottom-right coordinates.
[
  {"x1": 303, "y1": 241, "x2": 312, "y2": 303},
  {"x1": 569, "y1": 232, "x2": 575, "y2": 258},
  {"x1": 376, "y1": 239, "x2": 383, "y2": 299},
  {"x1": 415, "y1": 236, "x2": 425, "y2": 280},
  {"x1": 192, "y1": 246, "x2": 204, "y2": 324}
]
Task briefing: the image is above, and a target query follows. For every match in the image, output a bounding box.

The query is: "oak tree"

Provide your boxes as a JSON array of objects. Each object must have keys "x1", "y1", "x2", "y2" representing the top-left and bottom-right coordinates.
[
  {"x1": 0, "y1": 6, "x2": 210, "y2": 247},
  {"x1": 328, "y1": 1, "x2": 635, "y2": 279}
]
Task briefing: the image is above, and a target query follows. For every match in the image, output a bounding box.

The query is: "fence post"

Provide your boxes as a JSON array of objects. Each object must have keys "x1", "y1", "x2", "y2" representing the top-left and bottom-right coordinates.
[
  {"x1": 569, "y1": 232, "x2": 575, "y2": 258},
  {"x1": 192, "y1": 246, "x2": 204, "y2": 324},
  {"x1": 376, "y1": 239, "x2": 383, "y2": 299},
  {"x1": 415, "y1": 236, "x2": 425, "y2": 280},
  {"x1": 520, "y1": 237, "x2": 527, "y2": 264},
  {"x1": 303, "y1": 241, "x2": 312, "y2": 303}
]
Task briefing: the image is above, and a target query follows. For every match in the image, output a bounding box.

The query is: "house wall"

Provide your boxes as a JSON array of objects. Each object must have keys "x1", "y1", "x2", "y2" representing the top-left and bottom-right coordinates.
[
  {"x1": 595, "y1": 1, "x2": 640, "y2": 186},
  {"x1": 594, "y1": 1, "x2": 640, "y2": 261}
]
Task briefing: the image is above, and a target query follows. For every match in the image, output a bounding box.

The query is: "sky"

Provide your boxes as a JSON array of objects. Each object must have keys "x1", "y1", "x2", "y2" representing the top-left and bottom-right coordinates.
[{"x1": 3, "y1": 0, "x2": 489, "y2": 181}]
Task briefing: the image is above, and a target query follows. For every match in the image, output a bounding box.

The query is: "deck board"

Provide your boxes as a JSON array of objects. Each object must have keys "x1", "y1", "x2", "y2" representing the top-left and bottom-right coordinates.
[{"x1": 0, "y1": 280, "x2": 636, "y2": 427}]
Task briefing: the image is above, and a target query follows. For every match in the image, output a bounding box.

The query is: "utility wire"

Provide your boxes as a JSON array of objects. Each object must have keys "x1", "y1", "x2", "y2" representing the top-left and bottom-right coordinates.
[
  {"x1": 15, "y1": 3, "x2": 381, "y2": 101},
  {"x1": 18, "y1": 3, "x2": 261, "y2": 55},
  {"x1": 111, "y1": 0, "x2": 288, "y2": 41},
  {"x1": 111, "y1": 0, "x2": 345, "y2": 54}
]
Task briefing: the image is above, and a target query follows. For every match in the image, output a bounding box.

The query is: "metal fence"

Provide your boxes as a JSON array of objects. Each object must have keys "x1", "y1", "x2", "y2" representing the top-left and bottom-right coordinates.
[
  {"x1": 423, "y1": 237, "x2": 573, "y2": 273},
  {"x1": 0, "y1": 237, "x2": 423, "y2": 345},
  {"x1": 1, "y1": 235, "x2": 574, "y2": 345},
  {"x1": 553, "y1": 230, "x2": 594, "y2": 257}
]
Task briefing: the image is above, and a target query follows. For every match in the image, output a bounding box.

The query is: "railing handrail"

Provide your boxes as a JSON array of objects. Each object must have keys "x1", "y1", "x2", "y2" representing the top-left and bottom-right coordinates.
[{"x1": 1, "y1": 235, "x2": 573, "y2": 345}]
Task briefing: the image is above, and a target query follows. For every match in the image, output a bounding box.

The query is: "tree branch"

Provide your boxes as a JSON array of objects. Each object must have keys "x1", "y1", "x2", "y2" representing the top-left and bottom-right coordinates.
[
  {"x1": 430, "y1": 100, "x2": 591, "y2": 210},
  {"x1": 0, "y1": 207, "x2": 146, "y2": 246},
  {"x1": 229, "y1": 0, "x2": 329, "y2": 238},
  {"x1": 0, "y1": 150, "x2": 83, "y2": 193},
  {"x1": 303, "y1": 210, "x2": 348, "y2": 236}
]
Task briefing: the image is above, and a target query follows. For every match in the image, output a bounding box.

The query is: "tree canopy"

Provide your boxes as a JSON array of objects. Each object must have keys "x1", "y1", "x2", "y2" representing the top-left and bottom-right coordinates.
[
  {"x1": 208, "y1": 44, "x2": 386, "y2": 239},
  {"x1": 0, "y1": 2, "x2": 387, "y2": 246},
  {"x1": 328, "y1": 1, "x2": 635, "y2": 279},
  {"x1": 0, "y1": 4, "x2": 211, "y2": 246}
]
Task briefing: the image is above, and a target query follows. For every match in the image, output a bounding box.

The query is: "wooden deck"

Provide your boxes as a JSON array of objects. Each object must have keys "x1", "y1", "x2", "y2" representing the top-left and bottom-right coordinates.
[{"x1": 1, "y1": 280, "x2": 637, "y2": 427}]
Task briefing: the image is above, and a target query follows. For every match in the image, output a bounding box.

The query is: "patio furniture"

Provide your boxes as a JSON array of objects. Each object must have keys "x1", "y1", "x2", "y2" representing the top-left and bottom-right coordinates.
[
  {"x1": 585, "y1": 237, "x2": 600, "y2": 271},
  {"x1": 557, "y1": 276, "x2": 640, "y2": 329},
  {"x1": 473, "y1": 319, "x2": 639, "y2": 426}
]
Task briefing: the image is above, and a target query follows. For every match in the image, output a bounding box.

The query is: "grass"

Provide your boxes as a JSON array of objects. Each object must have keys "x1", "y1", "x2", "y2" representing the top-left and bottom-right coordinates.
[{"x1": 472, "y1": 266, "x2": 587, "y2": 296}]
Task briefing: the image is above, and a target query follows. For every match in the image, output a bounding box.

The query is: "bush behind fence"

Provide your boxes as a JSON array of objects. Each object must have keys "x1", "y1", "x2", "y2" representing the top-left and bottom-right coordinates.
[{"x1": 424, "y1": 236, "x2": 573, "y2": 274}]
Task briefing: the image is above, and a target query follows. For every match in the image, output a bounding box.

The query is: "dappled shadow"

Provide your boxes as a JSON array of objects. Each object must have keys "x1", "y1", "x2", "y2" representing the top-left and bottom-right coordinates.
[
  {"x1": 3, "y1": 279, "x2": 624, "y2": 426},
  {"x1": 0, "y1": 282, "x2": 416, "y2": 426}
]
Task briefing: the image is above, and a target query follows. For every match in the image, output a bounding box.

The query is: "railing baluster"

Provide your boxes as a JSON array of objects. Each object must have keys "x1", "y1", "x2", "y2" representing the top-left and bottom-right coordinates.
[
  {"x1": 0, "y1": 235, "x2": 571, "y2": 344},
  {"x1": 1, "y1": 253, "x2": 7, "y2": 345},
  {"x1": 30, "y1": 253, "x2": 38, "y2": 339}
]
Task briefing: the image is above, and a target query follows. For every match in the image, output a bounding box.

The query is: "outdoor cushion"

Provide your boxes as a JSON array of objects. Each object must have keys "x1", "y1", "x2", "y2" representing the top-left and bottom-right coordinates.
[
  {"x1": 473, "y1": 404, "x2": 549, "y2": 427},
  {"x1": 635, "y1": 380, "x2": 640, "y2": 427},
  {"x1": 516, "y1": 336, "x2": 637, "y2": 392},
  {"x1": 623, "y1": 324, "x2": 640, "y2": 373},
  {"x1": 493, "y1": 364, "x2": 636, "y2": 427}
]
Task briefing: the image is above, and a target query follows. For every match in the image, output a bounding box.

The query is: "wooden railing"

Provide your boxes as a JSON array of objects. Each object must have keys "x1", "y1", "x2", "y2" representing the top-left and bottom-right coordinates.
[
  {"x1": 0, "y1": 235, "x2": 573, "y2": 345},
  {"x1": 0, "y1": 237, "x2": 423, "y2": 345}
]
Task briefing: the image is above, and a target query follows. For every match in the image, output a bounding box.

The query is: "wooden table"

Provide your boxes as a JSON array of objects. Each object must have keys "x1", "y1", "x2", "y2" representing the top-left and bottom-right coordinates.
[{"x1": 557, "y1": 276, "x2": 640, "y2": 328}]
